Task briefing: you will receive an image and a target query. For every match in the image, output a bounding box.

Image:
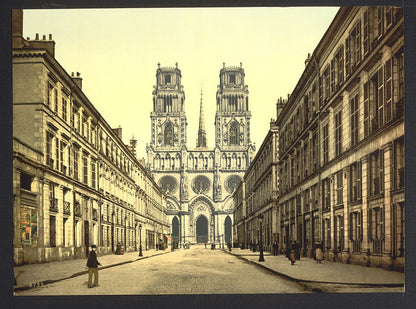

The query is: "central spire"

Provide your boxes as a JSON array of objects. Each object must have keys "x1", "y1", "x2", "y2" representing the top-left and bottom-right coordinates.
[{"x1": 196, "y1": 87, "x2": 207, "y2": 148}]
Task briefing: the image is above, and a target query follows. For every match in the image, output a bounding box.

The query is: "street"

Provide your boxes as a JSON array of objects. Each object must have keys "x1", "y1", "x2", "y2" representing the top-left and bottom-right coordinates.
[{"x1": 15, "y1": 245, "x2": 309, "y2": 295}]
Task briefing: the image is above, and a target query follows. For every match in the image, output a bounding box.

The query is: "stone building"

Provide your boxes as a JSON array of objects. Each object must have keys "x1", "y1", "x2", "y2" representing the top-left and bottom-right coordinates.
[
  {"x1": 276, "y1": 7, "x2": 404, "y2": 270},
  {"x1": 146, "y1": 63, "x2": 256, "y2": 246},
  {"x1": 233, "y1": 119, "x2": 280, "y2": 252},
  {"x1": 12, "y1": 10, "x2": 168, "y2": 265}
]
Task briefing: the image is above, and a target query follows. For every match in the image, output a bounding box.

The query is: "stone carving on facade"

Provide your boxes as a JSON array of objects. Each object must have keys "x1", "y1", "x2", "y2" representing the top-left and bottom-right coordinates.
[
  {"x1": 159, "y1": 175, "x2": 178, "y2": 194},
  {"x1": 180, "y1": 170, "x2": 188, "y2": 200},
  {"x1": 192, "y1": 175, "x2": 210, "y2": 194}
]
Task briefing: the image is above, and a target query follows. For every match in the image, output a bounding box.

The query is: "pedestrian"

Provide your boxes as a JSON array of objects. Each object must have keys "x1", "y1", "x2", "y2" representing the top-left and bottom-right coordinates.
[
  {"x1": 315, "y1": 242, "x2": 324, "y2": 263},
  {"x1": 86, "y1": 245, "x2": 101, "y2": 288},
  {"x1": 290, "y1": 250, "x2": 296, "y2": 265},
  {"x1": 285, "y1": 244, "x2": 291, "y2": 261},
  {"x1": 294, "y1": 241, "x2": 301, "y2": 260},
  {"x1": 205, "y1": 242, "x2": 207, "y2": 249}
]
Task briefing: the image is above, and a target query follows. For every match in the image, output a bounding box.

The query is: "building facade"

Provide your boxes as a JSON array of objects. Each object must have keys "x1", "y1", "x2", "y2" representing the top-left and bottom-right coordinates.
[
  {"x1": 277, "y1": 7, "x2": 404, "y2": 270},
  {"x1": 146, "y1": 63, "x2": 256, "y2": 246},
  {"x1": 12, "y1": 10, "x2": 168, "y2": 265},
  {"x1": 233, "y1": 119, "x2": 280, "y2": 252}
]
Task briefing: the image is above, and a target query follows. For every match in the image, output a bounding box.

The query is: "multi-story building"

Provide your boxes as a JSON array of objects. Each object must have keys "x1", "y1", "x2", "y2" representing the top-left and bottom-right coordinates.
[
  {"x1": 233, "y1": 118, "x2": 280, "y2": 252},
  {"x1": 277, "y1": 7, "x2": 404, "y2": 270},
  {"x1": 146, "y1": 63, "x2": 256, "y2": 246},
  {"x1": 12, "y1": 10, "x2": 168, "y2": 265}
]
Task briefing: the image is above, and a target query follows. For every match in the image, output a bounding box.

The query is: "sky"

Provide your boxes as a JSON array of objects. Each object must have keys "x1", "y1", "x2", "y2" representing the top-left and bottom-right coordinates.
[{"x1": 22, "y1": 7, "x2": 339, "y2": 160}]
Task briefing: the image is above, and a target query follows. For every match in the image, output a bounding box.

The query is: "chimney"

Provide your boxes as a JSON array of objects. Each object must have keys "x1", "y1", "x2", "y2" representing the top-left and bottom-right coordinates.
[
  {"x1": 12, "y1": 9, "x2": 24, "y2": 48},
  {"x1": 72, "y1": 72, "x2": 82, "y2": 89},
  {"x1": 276, "y1": 96, "x2": 287, "y2": 119},
  {"x1": 112, "y1": 126, "x2": 122, "y2": 140},
  {"x1": 305, "y1": 53, "x2": 311, "y2": 67}
]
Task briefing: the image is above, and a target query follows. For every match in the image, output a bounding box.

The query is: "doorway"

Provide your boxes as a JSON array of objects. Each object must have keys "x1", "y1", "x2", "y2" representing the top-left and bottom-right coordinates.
[
  {"x1": 224, "y1": 216, "x2": 232, "y2": 244},
  {"x1": 196, "y1": 215, "x2": 208, "y2": 243}
]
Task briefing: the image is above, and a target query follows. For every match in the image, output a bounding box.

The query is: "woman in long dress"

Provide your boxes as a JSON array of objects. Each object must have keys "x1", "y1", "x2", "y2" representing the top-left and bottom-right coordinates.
[{"x1": 315, "y1": 242, "x2": 324, "y2": 263}]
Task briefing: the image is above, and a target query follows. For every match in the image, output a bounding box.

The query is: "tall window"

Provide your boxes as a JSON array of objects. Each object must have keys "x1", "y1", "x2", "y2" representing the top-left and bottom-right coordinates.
[
  {"x1": 91, "y1": 160, "x2": 96, "y2": 189},
  {"x1": 336, "y1": 45, "x2": 344, "y2": 86},
  {"x1": 83, "y1": 156, "x2": 88, "y2": 185},
  {"x1": 363, "y1": 81, "x2": 370, "y2": 137},
  {"x1": 74, "y1": 148, "x2": 79, "y2": 181},
  {"x1": 346, "y1": 21, "x2": 362, "y2": 74},
  {"x1": 164, "y1": 74, "x2": 171, "y2": 85},
  {"x1": 229, "y1": 122, "x2": 239, "y2": 145},
  {"x1": 385, "y1": 59, "x2": 393, "y2": 123},
  {"x1": 46, "y1": 132, "x2": 54, "y2": 168},
  {"x1": 336, "y1": 171, "x2": 343, "y2": 205},
  {"x1": 229, "y1": 74, "x2": 236, "y2": 84},
  {"x1": 323, "y1": 124, "x2": 329, "y2": 164},
  {"x1": 363, "y1": 8, "x2": 370, "y2": 55},
  {"x1": 323, "y1": 66, "x2": 330, "y2": 100},
  {"x1": 377, "y1": 7, "x2": 385, "y2": 38},
  {"x1": 164, "y1": 122, "x2": 173, "y2": 146},
  {"x1": 335, "y1": 110, "x2": 342, "y2": 156},
  {"x1": 394, "y1": 137, "x2": 405, "y2": 189},
  {"x1": 54, "y1": 89, "x2": 58, "y2": 112},
  {"x1": 369, "y1": 207, "x2": 384, "y2": 254},
  {"x1": 350, "y1": 161, "x2": 362, "y2": 202},
  {"x1": 377, "y1": 66, "x2": 385, "y2": 127},
  {"x1": 55, "y1": 138, "x2": 59, "y2": 170},
  {"x1": 370, "y1": 150, "x2": 384, "y2": 196},
  {"x1": 322, "y1": 178, "x2": 330, "y2": 210},
  {"x1": 349, "y1": 211, "x2": 362, "y2": 253},
  {"x1": 62, "y1": 98, "x2": 67, "y2": 121},
  {"x1": 350, "y1": 94, "x2": 359, "y2": 147}
]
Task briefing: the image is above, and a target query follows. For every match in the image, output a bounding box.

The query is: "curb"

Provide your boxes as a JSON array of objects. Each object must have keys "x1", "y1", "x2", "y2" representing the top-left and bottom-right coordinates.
[
  {"x1": 224, "y1": 250, "x2": 404, "y2": 289},
  {"x1": 14, "y1": 251, "x2": 170, "y2": 292}
]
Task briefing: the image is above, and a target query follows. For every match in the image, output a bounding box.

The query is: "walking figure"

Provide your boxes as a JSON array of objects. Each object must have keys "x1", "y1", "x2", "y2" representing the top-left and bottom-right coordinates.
[
  {"x1": 87, "y1": 244, "x2": 101, "y2": 288},
  {"x1": 315, "y1": 241, "x2": 324, "y2": 263}
]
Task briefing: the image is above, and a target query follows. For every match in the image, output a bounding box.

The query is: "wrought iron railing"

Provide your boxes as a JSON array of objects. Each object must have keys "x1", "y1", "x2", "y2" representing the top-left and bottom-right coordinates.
[
  {"x1": 50, "y1": 198, "x2": 58, "y2": 212},
  {"x1": 63, "y1": 201, "x2": 70, "y2": 215}
]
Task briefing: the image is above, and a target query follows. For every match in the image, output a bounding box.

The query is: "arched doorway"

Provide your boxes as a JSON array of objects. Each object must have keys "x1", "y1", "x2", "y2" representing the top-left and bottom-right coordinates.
[
  {"x1": 196, "y1": 215, "x2": 208, "y2": 243},
  {"x1": 172, "y1": 217, "x2": 180, "y2": 245},
  {"x1": 224, "y1": 216, "x2": 232, "y2": 244}
]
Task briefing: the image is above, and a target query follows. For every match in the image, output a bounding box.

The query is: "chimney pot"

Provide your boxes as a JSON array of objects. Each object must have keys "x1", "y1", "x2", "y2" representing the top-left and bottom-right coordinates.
[
  {"x1": 77, "y1": 72, "x2": 80, "y2": 77},
  {"x1": 42, "y1": 34, "x2": 46, "y2": 40},
  {"x1": 35, "y1": 33, "x2": 39, "y2": 40},
  {"x1": 49, "y1": 34, "x2": 52, "y2": 40},
  {"x1": 27, "y1": 37, "x2": 30, "y2": 40}
]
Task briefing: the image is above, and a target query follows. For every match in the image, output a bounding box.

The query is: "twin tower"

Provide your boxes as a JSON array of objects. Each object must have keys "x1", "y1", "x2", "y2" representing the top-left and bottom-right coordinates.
[{"x1": 146, "y1": 63, "x2": 256, "y2": 245}]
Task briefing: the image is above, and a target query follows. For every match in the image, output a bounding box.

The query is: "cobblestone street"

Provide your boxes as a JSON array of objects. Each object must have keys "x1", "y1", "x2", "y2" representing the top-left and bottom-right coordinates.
[{"x1": 15, "y1": 245, "x2": 309, "y2": 295}]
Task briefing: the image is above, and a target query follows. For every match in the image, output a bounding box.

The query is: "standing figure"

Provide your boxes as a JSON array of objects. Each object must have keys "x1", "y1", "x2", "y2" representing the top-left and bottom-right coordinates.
[
  {"x1": 315, "y1": 241, "x2": 324, "y2": 263},
  {"x1": 86, "y1": 245, "x2": 101, "y2": 288},
  {"x1": 290, "y1": 250, "x2": 296, "y2": 265}
]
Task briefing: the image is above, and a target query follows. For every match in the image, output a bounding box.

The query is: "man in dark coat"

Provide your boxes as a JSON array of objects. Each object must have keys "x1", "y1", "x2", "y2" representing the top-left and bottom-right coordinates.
[{"x1": 87, "y1": 244, "x2": 101, "y2": 288}]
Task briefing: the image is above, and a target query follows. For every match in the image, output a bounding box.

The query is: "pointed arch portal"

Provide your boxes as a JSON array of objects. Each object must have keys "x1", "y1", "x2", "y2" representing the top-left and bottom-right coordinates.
[
  {"x1": 196, "y1": 215, "x2": 208, "y2": 243},
  {"x1": 172, "y1": 217, "x2": 180, "y2": 244}
]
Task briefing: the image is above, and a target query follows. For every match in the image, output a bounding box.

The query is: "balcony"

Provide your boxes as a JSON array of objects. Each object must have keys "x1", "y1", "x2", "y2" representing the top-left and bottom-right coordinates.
[
  {"x1": 63, "y1": 201, "x2": 71, "y2": 215},
  {"x1": 49, "y1": 198, "x2": 58, "y2": 212}
]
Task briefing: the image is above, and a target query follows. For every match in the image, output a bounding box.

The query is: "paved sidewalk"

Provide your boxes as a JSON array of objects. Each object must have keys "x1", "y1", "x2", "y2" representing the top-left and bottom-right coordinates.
[
  {"x1": 14, "y1": 249, "x2": 170, "y2": 291},
  {"x1": 226, "y1": 248, "x2": 404, "y2": 287}
]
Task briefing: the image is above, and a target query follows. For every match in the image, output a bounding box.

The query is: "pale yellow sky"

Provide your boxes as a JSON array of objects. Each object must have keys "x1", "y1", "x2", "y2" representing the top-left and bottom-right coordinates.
[{"x1": 23, "y1": 7, "x2": 339, "y2": 159}]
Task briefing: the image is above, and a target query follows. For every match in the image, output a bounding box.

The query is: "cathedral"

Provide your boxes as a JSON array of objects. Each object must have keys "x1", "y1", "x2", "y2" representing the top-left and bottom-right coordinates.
[{"x1": 146, "y1": 62, "x2": 256, "y2": 246}]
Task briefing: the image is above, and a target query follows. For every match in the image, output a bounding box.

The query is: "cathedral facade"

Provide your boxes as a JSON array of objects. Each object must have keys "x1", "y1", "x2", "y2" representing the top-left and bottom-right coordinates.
[{"x1": 146, "y1": 63, "x2": 256, "y2": 246}]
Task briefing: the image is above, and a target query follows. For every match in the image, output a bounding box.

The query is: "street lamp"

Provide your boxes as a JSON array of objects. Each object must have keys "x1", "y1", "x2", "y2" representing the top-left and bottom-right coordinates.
[
  {"x1": 258, "y1": 214, "x2": 265, "y2": 262},
  {"x1": 139, "y1": 223, "x2": 143, "y2": 257}
]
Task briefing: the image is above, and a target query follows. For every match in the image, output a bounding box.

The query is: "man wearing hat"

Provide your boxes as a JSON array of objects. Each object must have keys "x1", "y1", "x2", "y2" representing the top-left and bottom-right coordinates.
[{"x1": 86, "y1": 245, "x2": 101, "y2": 288}]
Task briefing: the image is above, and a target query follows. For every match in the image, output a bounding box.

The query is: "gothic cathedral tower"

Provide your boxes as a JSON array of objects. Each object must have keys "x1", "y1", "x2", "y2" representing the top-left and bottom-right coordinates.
[
  {"x1": 215, "y1": 62, "x2": 251, "y2": 149},
  {"x1": 150, "y1": 63, "x2": 187, "y2": 150}
]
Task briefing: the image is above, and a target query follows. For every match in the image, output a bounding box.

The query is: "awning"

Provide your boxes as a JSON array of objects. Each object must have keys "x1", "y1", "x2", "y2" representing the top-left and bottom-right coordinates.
[{"x1": 164, "y1": 234, "x2": 171, "y2": 241}]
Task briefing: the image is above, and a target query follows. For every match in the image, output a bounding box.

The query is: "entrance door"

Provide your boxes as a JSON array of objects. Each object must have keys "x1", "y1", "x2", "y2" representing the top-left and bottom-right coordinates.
[
  {"x1": 172, "y1": 217, "x2": 180, "y2": 245},
  {"x1": 196, "y1": 216, "x2": 208, "y2": 243},
  {"x1": 224, "y1": 216, "x2": 232, "y2": 244}
]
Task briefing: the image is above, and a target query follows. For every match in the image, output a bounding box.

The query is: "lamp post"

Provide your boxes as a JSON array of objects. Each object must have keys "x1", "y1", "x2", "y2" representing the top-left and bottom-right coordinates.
[
  {"x1": 258, "y1": 214, "x2": 265, "y2": 262},
  {"x1": 139, "y1": 223, "x2": 143, "y2": 257}
]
